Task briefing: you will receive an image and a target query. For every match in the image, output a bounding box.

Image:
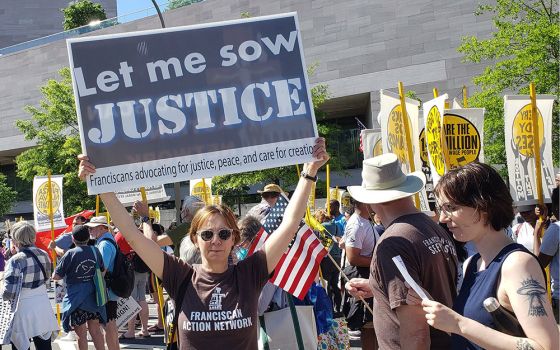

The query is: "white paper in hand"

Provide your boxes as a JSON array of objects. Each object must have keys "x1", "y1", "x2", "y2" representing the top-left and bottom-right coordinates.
[{"x1": 392, "y1": 255, "x2": 430, "y2": 300}]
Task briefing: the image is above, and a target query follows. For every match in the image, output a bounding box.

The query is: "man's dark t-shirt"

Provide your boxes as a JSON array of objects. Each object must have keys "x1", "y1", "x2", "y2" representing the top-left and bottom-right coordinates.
[
  {"x1": 162, "y1": 250, "x2": 269, "y2": 349},
  {"x1": 369, "y1": 213, "x2": 458, "y2": 349}
]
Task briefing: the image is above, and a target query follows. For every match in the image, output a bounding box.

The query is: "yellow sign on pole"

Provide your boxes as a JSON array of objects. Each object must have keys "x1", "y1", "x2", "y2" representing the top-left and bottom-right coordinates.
[{"x1": 398, "y1": 82, "x2": 420, "y2": 208}]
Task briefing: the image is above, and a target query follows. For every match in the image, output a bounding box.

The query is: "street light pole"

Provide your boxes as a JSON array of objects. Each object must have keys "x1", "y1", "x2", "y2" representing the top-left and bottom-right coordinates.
[{"x1": 150, "y1": 0, "x2": 166, "y2": 28}]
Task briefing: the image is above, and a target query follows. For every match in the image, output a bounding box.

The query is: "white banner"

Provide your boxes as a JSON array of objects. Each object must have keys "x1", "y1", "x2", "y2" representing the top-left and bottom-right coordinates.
[
  {"x1": 33, "y1": 175, "x2": 66, "y2": 232},
  {"x1": 115, "y1": 184, "x2": 169, "y2": 206},
  {"x1": 116, "y1": 297, "x2": 142, "y2": 328},
  {"x1": 360, "y1": 129, "x2": 383, "y2": 160},
  {"x1": 504, "y1": 95, "x2": 556, "y2": 205},
  {"x1": 378, "y1": 90, "x2": 430, "y2": 211},
  {"x1": 423, "y1": 94, "x2": 448, "y2": 187}
]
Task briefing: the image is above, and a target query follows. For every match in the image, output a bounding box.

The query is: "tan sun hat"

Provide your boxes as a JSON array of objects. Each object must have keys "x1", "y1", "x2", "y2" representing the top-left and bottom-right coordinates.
[
  {"x1": 347, "y1": 153, "x2": 426, "y2": 204},
  {"x1": 257, "y1": 184, "x2": 284, "y2": 194}
]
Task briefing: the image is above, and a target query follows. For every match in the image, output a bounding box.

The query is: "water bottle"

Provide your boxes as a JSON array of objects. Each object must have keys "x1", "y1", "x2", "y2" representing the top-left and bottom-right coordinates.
[{"x1": 483, "y1": 297, "x2": 525, "y2": 337}]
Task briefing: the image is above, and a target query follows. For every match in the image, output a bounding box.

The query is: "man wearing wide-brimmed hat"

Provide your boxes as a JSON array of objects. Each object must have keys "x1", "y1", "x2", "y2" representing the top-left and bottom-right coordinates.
[
  {"x1": 345, "y1": 153, "x2": 458, "y2": 350},
  {"x1": 246, "y1": 184, "x2": 285, "y2": 221}
]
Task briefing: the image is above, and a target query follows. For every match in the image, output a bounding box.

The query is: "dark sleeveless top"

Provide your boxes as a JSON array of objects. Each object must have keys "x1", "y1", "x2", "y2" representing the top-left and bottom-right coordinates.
[{"x1": 451, "y1": 243, "x2": 543, "y2": 349}]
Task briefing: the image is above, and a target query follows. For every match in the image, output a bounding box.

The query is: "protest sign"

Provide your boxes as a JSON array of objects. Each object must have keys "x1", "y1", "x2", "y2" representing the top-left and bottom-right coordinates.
[
  {"x1": 360, "y1": 129, "x2": 383, "y2": 160},
  {"x1": 423, "y1": 94, "x2": 448, "y2": 186},
  {"x1": 68, "y1": 13, "x2": 318, "y2": 194},
  {"x1": 443, "y1": 108, "x2": 485, "y2": 168},
  {"x1": 190, "y1": 178, "x2": 212, "y2": 203},
  {"x1": 33, "y1": 175, "x2": 66, "y2": 231},
  {"x1": 115, "y1": 184, "x2": 168, "y2": 206},
  {"x1": 116, "y1": 297, "x2": 142, "y2": 328},
  {"x1": 504, "y1": 95, "x2": 556, "y2": 205},
  {"x1": 378, "y1": 90, "x2": 430, "y2": 211},
  {"x1": 418, "y1": 115, "x2": 435, "y2": 209}
]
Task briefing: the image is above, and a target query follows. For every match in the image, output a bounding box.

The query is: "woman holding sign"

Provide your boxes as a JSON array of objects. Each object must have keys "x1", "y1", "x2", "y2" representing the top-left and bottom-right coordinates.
[
  {"x1": 421, "y1": 162, "x2": 558, "y2": 350},
  {"x1": 78, "y1": 138, "x2": 329, "y2": 350}
]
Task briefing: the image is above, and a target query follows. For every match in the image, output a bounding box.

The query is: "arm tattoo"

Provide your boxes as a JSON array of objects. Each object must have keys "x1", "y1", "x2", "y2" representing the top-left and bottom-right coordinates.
[
  {"x1": 516, "y1": 339, "x2": 535, "y2": 350},
  {"x1": 517, "y1": 275, "x2": 547, "y2": 317}
]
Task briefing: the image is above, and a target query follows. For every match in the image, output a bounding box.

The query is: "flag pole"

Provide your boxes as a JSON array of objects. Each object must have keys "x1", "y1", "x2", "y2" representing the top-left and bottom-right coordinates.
[
  {"x1": 462, "y1": 85, "x2": 468, "y2": 108},
  {"x1": 47, "y1": 171, "x2": 61, "y2": 328},
  {"x1": 398, "y1": 82, "x2": 420, "y2": 208}
]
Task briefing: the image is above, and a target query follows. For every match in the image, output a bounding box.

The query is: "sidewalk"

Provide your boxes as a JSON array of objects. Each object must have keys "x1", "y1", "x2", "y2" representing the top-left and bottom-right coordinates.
[{"x1": 39, "y1": 288, "x2": 362, "y2": 349}]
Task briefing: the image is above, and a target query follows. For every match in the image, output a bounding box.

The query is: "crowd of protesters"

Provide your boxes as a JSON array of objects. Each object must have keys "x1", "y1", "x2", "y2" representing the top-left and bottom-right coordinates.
[{"x1": 0, "y1": 143, "x2": 559, "y2": 350}]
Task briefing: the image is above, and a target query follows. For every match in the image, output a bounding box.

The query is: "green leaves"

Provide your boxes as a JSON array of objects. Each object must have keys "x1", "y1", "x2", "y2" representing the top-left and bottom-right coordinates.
[
  {"x1": 17, "y1": 68, "x2": 95, "y2": 214},
  {"x1": 458, "y1": 0, "x2": 559, "y2": 168},
  {"x1": 0, "y1": 173, "x2": 17, "y2": 217},
  {"x1": 62, "y1": 0, "x2": 107, "y2": 31}
]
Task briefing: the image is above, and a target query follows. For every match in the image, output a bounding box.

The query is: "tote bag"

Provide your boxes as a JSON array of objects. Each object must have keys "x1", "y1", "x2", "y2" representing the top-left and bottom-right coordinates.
[
  {"x1": 258, "y1": 304, "x2": 318, "y2": 350},
  {"x1": 91, "y1": 247, "x2": 108, "y2": 307}
]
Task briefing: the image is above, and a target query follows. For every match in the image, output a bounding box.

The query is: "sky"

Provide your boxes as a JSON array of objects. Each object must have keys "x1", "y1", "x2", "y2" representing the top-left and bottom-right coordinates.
[{"x1": 116, "y1": 0, "x2": 168, "y2": 21}]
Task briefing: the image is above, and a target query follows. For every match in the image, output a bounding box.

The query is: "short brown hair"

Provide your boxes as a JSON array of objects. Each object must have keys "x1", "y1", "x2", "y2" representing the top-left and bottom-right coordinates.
[
  {"x1": 434, "y1": 162, "x2": 513, "y2": 231},
  {"x1": 189, "y1": 205, "x2": 241, "y2": 245}
]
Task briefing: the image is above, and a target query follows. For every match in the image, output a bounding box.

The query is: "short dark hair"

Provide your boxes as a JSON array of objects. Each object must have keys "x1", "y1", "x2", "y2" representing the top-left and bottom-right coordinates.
[{"x1": 434, "y1": 162, "x2": 514, "y2": 231}]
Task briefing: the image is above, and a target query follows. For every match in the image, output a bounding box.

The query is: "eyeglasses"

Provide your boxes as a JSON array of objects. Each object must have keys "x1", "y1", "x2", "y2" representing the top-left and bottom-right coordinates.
[
  {"x1": 435, "y1": 202, "x2": 460, "y2": 216},
  {"x1": 197, "y1": 228, "x2": 233, "y2": 241}
]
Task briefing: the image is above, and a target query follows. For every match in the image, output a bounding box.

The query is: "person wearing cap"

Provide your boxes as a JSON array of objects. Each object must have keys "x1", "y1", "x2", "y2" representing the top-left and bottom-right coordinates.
[
  {"x1": 77, "y1": 138, "x2": 329, "y2": 349},
  {"x1": 418, "y1": 162, "x2": 558, "y2": 349},
  {"x1": 85, "y1": 216, "x2": 120, "y2": 350},
  {"x1": 345, "y1": 153, "x2": 458, "y2": 349},
  {"x1": 246, "y1": 184, "x2": 285, "y2": 221},
  {"x1": 52, "y1": 225, "x2": 106, "y2": 350},
  {"x1": 48, "y1": 215, "x2": 88, "y2": 257}
]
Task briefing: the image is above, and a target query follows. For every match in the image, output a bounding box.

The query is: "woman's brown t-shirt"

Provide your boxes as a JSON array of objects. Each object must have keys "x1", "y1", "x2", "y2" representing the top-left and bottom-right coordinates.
[{"x1": 162, "y1": 250, "x2": 269, "y2": 349}]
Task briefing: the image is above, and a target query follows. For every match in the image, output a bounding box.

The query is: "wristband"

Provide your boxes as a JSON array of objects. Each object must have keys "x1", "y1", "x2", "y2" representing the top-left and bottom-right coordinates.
[
  {"x1": 141, "y1": 216, "x2": 150, "y2": 223},
  {"x1": 300, "y1": 171, "x2": 318, "y2": 182}
]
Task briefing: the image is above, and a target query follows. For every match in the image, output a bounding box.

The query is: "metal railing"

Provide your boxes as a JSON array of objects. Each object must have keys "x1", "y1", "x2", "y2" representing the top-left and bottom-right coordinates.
[{"x1": 0, "y1": 1, "x2": 190, "y2": 57}]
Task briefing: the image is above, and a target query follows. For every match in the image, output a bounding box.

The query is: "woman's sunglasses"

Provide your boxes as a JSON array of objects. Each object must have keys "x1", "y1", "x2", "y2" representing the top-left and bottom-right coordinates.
[{"x1": 197, "y1": 228, "x2": 233, "y2": 241}]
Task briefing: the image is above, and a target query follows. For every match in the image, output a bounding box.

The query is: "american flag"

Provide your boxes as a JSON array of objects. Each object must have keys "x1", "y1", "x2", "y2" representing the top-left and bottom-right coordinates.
[
  {"x1": 356, "y1": 118, "x2": 367, "y2": 153},
  {"x1": 248, "y1": 194, "x2": 327, "y2": 299}
]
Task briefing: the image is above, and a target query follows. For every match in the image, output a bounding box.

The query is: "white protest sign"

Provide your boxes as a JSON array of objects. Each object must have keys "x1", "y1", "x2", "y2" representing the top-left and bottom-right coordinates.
[
  {"x1": 504, "y1": 95, "x2": 556, "y2": 205},
  {"x1": 392, "y1": 255, "x2": 430, "y2": 300},
  {"x1": 360, "y1": 129, "x2": 382, "y2": 160},
  {"x1": 115, "y1": 184, "x2": 169, "y2": 206},
  {"x1": 68, "y1": 13, "x2": 318, "y2": 194},
  {"x1": 378, "y1": 90, "x2": 430, "y2": 211},
  {"x1": 33, "y1": 175, "x2": 66, "y2": 232},
  {"x1": 116, "y1": 297, "x2": 142, "y2": 328}
]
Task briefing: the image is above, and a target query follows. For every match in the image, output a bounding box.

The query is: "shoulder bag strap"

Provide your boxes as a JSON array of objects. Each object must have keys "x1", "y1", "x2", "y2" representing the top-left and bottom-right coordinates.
[
  {"x1": 287, "y1": 294, "x2": 305, "y2": 350},
  {"x1": 22, "y1": 248, "x2": 47, "y2": 281}
]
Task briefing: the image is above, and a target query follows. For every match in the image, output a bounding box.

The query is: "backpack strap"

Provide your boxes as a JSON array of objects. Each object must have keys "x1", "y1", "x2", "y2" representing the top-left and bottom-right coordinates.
[
  {"x1": 22, "y1": 248, "x2": 47, "y2": 281},
  {"x1": 169, "y1": 267, "x2": 194, "y2": 347},
  {"x1": 287, "y1": 294, "x2": 305, "y2": 350},
  {"x1": 98, "y1": 237, "x2": 118, "y2": 250}
]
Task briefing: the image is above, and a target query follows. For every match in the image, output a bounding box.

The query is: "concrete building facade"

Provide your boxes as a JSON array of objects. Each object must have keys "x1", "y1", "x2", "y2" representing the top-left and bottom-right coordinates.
[{"x1": 0, "y1": 0, "x2": 494, "y2": 215}]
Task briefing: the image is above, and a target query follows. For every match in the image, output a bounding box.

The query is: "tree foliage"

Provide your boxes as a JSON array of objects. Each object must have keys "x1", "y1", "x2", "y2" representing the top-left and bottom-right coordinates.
[
  {"x1": 16, "y1": 68, "x2": 95, "y2": 214},
  {"x1": 0, "y1": 173, "x2": 17, "y2": 217},
  {"x1": 458, "y1": 0, "x2": 559, "y2": 167},
  {"x1": 167, "y1": 0, "x2": 203, "y2": 10},
  {"x1": 62, "y1": 0, "x2": 107, "y2": 30}
]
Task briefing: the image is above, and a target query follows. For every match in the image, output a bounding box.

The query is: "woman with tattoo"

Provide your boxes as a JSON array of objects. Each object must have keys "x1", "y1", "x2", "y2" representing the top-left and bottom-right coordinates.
[{"x1": 421, "y1": 163, "x2": 559, "y2": 350}]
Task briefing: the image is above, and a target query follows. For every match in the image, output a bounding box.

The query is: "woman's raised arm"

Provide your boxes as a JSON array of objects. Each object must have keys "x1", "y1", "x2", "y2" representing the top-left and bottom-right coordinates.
[
  {"x1": 263, "y1": 138, "x2": 329, "y2": 274},
  {"x1": 78, "y1": 155, "x2": 165, "y2": 279}
]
